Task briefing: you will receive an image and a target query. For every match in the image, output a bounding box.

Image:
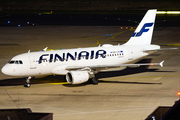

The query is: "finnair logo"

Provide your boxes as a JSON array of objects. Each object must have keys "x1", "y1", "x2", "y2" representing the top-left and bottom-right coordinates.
[
  {"x1": 38, "y1": 50, "x2": 106, "y2": 64},
  {"x1": 132, "y1": 23, "x2": 154, "y2": 37}
]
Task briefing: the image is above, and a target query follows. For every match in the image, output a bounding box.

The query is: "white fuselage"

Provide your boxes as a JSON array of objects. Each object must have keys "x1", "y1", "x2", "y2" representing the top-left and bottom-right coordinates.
[{"x1": 1, "y1": 44, "x2": 160, "y2": 78}]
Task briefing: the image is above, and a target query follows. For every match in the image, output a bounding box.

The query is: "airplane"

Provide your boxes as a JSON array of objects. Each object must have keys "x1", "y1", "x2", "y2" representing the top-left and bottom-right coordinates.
[{"x1": 1, "y1": 9, "x2": 172, "y2": 88}]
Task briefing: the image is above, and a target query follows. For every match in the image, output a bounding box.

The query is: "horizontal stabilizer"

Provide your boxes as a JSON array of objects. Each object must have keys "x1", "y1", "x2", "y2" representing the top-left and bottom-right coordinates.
[{"x1": 143, "y1": 48, "x2": 178, "y2": 52}]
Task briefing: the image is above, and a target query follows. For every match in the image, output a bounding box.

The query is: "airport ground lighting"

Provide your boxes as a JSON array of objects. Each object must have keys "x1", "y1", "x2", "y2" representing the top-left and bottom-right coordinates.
[{"x1": 156, "y1": 11, "x2": 180, "y2": 14}]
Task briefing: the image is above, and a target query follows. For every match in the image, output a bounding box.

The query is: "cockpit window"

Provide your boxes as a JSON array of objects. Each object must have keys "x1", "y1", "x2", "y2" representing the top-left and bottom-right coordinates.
[
  {"x1": 15, "y1": 61, "x2": 19, "y2": 64},
  {"x1": 9, "y1": 61, "x2": 15, "y2": 64},
  {"x1": 8, "y1": 60, "x2": 23, "y2": 64},
  {"x1": 19, "y1": 60, "x2": 23, "y2": 64}
]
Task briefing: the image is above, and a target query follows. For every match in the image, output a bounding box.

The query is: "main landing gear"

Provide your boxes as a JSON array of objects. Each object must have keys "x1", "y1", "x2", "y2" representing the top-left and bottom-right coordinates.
[
  {"x1": 90, "y1": 77, "x2": 98, "y2": 85},
  {"x1": 24, "y1": 76, "x2": 31, "y2": 88}
]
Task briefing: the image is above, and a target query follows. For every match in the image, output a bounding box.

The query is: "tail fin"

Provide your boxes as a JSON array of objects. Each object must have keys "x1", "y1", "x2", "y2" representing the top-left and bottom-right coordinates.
[{"x1": 124, "y1": 9, "x2": 157, "y2": 45}]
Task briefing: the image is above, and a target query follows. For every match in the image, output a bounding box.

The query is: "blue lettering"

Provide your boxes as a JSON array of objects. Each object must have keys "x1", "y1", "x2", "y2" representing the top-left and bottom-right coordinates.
[
  {"x1": 95, "y1": 50, "x2": 106, "y2": 59},
  {"x1": 78, "y1": 51, "x2": 89, "y2": 60},
  {"x1": 66, "y1": 52, "x2": 76, "y2": 61},
  {"x1": 132, "y1": 23, "x2": 153, "y2": 37},
  {"x1": 38, "y1": 49, "x2": 107, "y2": 64},
  {"x1": 54, "y1": 53, "x2": 65, "y2": 62},
  {"x1": 39, "y1": 54, "x2": 49, "y2": 64},
  {"x1": 49, "y1": 54, "x2": 53, "y2": 63},
  {"x1": 90, "y1": 50, "x2": 94, "y2": 59}
]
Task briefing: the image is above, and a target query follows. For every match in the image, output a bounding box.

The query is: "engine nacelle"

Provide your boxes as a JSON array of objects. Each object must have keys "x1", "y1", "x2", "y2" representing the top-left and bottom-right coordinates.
[{"x1": 66, "y1": 71, "x2": 91, "y2": 84}]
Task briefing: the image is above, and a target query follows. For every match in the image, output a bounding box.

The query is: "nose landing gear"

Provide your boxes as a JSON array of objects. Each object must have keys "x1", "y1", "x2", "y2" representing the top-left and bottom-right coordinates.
[{"x1": 24, "y1": 77, "x2": 31, "y2": 88}]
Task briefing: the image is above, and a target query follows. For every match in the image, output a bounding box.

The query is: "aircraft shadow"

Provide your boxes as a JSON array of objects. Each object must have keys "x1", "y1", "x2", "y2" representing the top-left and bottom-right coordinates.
[
  {"x1": 0, "y1": 76, "x2": 66, "y2": 87},
  {"x1": 0, "y1": 59, "x2": 175, "y2": 87}
]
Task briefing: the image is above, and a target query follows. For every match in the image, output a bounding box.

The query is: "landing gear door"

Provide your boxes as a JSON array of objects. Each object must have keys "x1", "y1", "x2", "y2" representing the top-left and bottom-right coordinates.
[
  {"x1": 128, "y1": 48, "x2": 133, "y2": 60},
  {"x1": 29, "y1": 56, "x2": 36, "y2": 69}
]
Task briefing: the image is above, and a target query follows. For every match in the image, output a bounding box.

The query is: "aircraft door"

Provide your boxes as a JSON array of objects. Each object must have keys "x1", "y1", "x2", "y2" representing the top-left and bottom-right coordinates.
[
  {"x1": 29, "y1": 56, "x2": 36, "y2": 69},
  {"x1": 128, "y1": 48, "x2": 133, "y2": 60}
]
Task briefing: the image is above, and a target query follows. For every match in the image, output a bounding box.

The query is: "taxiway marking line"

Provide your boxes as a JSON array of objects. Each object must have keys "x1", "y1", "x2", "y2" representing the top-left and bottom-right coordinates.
[
  {"x1": 167, "y1": 43, "x2": 180, "y2": 46},
  {"x1": 90, "y1": 29, "x2": 129, "y2": 47},
  {"x1": 153, "y1": 77, "x2": 163, "y2": 80},
  {"x1": 49, "y1": 82, "x2": 68, "y2": 85}
]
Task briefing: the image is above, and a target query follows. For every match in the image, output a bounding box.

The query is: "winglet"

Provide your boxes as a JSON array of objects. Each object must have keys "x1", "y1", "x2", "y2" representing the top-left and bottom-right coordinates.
[{"x1": 160, "y1": 60, "x2": 164, "y2": 67}]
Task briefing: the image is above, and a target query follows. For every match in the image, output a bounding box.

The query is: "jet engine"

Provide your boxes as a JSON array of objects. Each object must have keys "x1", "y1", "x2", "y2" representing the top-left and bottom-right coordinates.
[{"x1": 66, "y1": 71, "x2": 93, "y2": 84}]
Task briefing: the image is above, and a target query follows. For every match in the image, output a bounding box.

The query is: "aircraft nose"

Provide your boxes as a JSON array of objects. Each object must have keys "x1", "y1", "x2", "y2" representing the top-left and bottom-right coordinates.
[
  {"x1": 1, "y1": 65, "x2": 9, "y2": 75},
  {"x1": 1, "y1": 64, "x2": 19, "y2": 76}
]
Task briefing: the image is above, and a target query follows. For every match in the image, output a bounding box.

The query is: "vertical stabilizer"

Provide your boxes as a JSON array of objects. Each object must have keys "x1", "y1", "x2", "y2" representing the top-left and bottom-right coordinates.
[{"x1": 124, "y1": 9, "x2": 157, "y2": 45}]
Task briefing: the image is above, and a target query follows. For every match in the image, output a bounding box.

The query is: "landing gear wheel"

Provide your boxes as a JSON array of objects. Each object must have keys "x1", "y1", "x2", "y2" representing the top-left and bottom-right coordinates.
[
  {"x1": 90, "y1": 78, "x2": 98, "y2": 85},
  {"x1": 24, "y1": 83, "x2": 31, "y2": 88},
  {"x1": 24, "y1": 77, "x2": 32, "y2": 88}
]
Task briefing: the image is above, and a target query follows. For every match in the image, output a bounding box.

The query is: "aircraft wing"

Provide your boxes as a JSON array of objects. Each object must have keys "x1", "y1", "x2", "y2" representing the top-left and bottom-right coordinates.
[{"x1": 66, "y1": 61, "x2": 164, "y2": 71}]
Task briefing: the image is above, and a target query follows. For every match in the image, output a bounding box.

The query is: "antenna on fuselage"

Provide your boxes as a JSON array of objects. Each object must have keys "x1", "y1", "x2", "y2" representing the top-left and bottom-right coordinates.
[{"x1": 43, "y1": 47, "x2": 48, "y2": 51}]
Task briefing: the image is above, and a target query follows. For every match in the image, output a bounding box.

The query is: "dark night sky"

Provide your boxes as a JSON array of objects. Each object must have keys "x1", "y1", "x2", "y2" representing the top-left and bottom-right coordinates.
[{"x1": 0, "y1": 0, "x2": 180, "y2": 10}]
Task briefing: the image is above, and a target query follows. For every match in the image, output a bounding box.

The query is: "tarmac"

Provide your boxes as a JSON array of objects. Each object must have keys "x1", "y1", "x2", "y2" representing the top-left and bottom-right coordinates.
[{"x1": 0, "y1": 26, "x2": 180, "y2": 120}]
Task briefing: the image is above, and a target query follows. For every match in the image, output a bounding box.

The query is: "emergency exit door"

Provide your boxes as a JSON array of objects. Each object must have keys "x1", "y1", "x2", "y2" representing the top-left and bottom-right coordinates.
[{"x1": 29, "y1": 56, "x2": 36, "y2": 69}]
